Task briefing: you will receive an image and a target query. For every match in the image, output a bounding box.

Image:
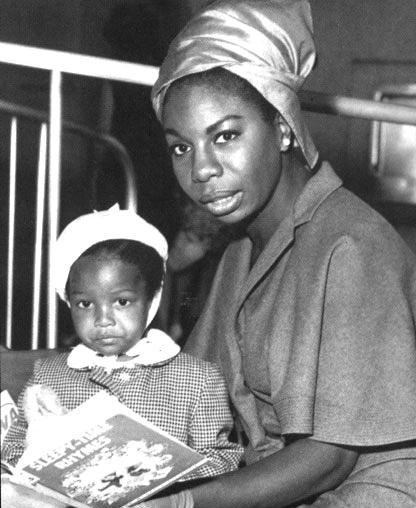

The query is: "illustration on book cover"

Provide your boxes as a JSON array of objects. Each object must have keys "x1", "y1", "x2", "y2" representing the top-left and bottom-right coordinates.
[{"x1": 14, "y1": 393, "x2": 207, "y2": 508}]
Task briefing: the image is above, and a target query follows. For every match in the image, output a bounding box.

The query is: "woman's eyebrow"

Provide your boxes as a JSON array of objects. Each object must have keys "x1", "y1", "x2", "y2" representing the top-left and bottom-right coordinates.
[
  {"x1": 164, "y1": 114, "x2": 243, "y2": 137},
  {"x1": 206, "y1": 115, "x2": 243, "y2": 134}
]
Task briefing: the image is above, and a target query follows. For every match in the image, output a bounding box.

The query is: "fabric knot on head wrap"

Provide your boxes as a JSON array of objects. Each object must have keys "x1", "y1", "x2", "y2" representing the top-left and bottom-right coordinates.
[{"x1": 152, "y1": 0, "x2": 319, "y2": 169}]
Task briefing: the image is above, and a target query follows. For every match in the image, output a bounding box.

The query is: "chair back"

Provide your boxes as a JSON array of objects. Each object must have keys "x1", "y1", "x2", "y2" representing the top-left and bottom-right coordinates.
[{"x1": 0, "y1": 348, "x2": 63, "y2": 402}]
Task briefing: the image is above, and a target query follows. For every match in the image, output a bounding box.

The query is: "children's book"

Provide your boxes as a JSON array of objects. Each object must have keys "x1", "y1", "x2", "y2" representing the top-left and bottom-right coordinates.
[{"x1": 4, "y1": 391, "x2": 208, "y2": 508}]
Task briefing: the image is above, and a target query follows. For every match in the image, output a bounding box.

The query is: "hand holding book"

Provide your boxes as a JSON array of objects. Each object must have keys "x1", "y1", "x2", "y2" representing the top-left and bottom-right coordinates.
[
  {"x1": 1, "y1": 474, "x2": 68, "y2": 508},
  {"x1": 136, "y1": 490, "x2": 194, "y2": 508},
  {"x1": 23, "y1": 385, "x2": 68, "y2": 455},
  {"x1": 2, "y1": 386, "x2": 70, "y2": 507}
]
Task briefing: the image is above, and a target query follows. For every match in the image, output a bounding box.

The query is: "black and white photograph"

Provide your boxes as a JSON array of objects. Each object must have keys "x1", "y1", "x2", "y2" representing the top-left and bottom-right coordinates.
[{"x1": 1, "y1": 1, "x2": 416, "y2": 507}]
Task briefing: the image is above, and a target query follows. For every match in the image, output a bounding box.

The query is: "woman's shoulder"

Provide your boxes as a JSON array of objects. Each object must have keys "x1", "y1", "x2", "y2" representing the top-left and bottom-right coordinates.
[
  {"x1": 293, "y1": 189, "x2": 416, "y2": 299},
  {"x1": 305, "y1": 184, "x2": 413, "y2": 258},
  {"x1": 315, "y1": 184, "x2": 393, "y2": 235}
]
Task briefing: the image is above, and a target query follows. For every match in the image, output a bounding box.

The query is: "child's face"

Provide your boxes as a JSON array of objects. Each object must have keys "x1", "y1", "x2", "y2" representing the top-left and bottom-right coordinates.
[{"x1": 68, "y1": 256, "x2": 151, "y2": 356}]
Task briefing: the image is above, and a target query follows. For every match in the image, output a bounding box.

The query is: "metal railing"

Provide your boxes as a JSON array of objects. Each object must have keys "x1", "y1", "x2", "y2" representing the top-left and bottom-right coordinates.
[
  {"x1": 1, "y1": 41, "x2": 415, "y2": 350},
  {"x1": 299, "y1": 90, "x2": 416, "y2": 125},
  {"x1": 0, "y1": 41, "x2": 159, "y2": 350},
  {"x1": 1, "y1": 99, "x2": 138, "y2": 350}
]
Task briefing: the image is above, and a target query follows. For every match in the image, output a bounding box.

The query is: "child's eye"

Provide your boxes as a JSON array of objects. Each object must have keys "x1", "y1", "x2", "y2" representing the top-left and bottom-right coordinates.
[
  {"x1": 77, "y1": 300, "x2": 92, "y2": 309},
  {"x1": 215, "y1": 131, "x2": 238, "y2": 144},
  {"x1": 117, "y1": 298, "x2": 130, "y2": 307},
  {"x1": 169, "y1": 143, "x2": 190, "y2": 157}
]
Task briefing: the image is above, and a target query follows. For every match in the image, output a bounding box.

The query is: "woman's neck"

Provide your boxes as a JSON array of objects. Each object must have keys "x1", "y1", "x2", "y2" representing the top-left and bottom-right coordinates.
[{"x1": 247, "y1": 154, "x2": 311, "y2": 264}]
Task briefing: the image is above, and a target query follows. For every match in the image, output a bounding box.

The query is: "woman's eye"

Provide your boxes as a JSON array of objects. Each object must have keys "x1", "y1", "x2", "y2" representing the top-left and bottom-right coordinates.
[
  {"x1": 117, "y1": 298, "x2": 130, "y2": 307},
  {"x1": 170, "y1": 144, "x2": 190, "y2": 157},
  {"x1": 77, "y1": 300, "x2": 92, "y2": 309},
  {"x1": 215, "y1": 131, "x2": 238, "y2": 144}
]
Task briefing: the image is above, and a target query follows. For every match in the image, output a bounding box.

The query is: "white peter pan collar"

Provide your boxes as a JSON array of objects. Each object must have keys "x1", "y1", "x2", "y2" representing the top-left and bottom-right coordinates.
[{"x1": 67, "y1": 328, "x2": 180, "y2": 373}]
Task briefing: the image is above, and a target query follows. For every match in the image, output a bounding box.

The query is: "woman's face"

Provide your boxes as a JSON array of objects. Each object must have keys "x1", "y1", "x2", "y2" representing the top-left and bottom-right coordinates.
[
  {"x1": 162, "y1": 83, "x2": 283, "y2": 225},
  {"x1": 68, "y1": 256, "x2": 151, "y2": 356}
]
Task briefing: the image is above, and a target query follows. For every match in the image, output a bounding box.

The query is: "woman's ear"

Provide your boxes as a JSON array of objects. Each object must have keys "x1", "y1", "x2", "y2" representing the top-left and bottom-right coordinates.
[{"x1": 274, "y1": 116, "x2": 292, "y2": 152}]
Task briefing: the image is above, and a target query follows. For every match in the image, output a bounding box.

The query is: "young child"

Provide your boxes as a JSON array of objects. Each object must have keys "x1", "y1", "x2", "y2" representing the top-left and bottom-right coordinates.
[{"x1": 1, "y1": 205, "x2": 242, "y2": 488}]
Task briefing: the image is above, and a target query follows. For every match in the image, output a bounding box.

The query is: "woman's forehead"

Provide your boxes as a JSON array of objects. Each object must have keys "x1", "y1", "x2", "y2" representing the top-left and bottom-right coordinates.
[
  {"x1": 162, "y1": 82, "x2": 262, "y2": 131},
  {"x1": 162, "y1": 68, "x2": 278, "y2": 128}
]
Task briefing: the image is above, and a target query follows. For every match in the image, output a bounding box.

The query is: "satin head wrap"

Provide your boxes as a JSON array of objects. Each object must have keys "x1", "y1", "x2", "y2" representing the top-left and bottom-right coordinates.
[
  {"x1": 53, "y1": 204, "x2": 168, "y2": 327},
  {"x1": 152, "y1": 0, "x2": 318, "y2": 168}
]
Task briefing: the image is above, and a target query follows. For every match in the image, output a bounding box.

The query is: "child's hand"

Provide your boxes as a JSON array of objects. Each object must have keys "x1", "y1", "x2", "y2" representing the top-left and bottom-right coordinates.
[
  {"x1": 138, "y1": 490, "x2": 194, "y2": 508},
  {"x1": 22, "y1": 385, "x2": 67, "y2": 452},
  {"x1": 23, "y1": 385, "x2": 67, "y2": 421}
]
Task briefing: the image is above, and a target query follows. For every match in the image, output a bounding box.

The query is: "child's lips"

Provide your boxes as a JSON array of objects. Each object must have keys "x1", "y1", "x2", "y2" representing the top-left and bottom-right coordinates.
[{"x1": 95, "y1": 336, "x2": 121, "y2": 343}]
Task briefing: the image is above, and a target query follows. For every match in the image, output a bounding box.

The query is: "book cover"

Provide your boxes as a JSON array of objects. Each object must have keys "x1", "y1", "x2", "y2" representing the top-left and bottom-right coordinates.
[{"x1": 11, "y1": 392, "x2": 208, "y2": 508}]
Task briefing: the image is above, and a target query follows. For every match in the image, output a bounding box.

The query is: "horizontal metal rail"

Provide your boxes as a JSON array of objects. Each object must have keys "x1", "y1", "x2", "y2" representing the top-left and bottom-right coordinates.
[
  {"x1": 0, "y1": 41, "x2": 158, "y2": 85},
  {"x1": 299, "y1": 90, "x2": 416, "y2": 125},
  {"x1": 1, "y1": 42, "x2": 415, "y2": 124}
]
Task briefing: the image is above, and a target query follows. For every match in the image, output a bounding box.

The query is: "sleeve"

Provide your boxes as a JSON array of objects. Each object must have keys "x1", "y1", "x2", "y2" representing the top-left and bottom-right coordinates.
[
  {"x1": 1, "y1": 360, "x2": 43, "y2": 467},
  {"x1": 185, "y1": 363, "x2": 243, "y2": 479},
  {"x1": 311, "y1": 233, "x2": 416, "y2": 446}
]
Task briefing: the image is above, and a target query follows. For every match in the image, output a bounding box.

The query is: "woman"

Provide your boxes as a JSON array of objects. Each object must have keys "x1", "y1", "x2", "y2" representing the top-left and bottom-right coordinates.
[{"x1": 150, "y1": 0, "x2": 416, "y2": 506}]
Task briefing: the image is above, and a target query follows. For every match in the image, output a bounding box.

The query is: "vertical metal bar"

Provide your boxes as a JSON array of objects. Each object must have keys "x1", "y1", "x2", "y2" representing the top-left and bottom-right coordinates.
[
  {"x1": 47, "y1": 70, "x2": 62, "y2": 349},
  {"x1": 369, "y1": 120, "x2": 381, "y2": 172},
  {"x1": 6, "y1": 117, "x2": 17, "y2": 349},
  {"x1": 31, "y1": 123, "x2": 48, "y2": 349}
]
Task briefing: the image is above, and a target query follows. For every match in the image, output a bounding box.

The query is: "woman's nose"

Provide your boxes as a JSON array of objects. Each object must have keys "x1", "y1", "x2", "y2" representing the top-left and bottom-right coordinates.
[
  {"x1": 94, "y1": 306, "x2": 115, "y2": 327},
  {"x1": 191, "y1": 148, "x2": 222, "y2": 183}
]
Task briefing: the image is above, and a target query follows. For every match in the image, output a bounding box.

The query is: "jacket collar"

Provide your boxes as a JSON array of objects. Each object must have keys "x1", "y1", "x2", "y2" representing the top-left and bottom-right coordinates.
[
  {"x1": 293, "y1": 161, "x2": 342, "y2": 227},
  {"x1": 235, "y1": 161, "x2": 343, "y2": 309},
  {"x1": 67, "y1": 329, "x2": 180, "y2": 373}
]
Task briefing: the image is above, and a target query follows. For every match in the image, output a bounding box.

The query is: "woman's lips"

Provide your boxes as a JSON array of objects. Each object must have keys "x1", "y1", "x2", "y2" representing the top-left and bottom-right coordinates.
[{"x1": 200, "y1": 191, "x2": 243, "y2": 216}]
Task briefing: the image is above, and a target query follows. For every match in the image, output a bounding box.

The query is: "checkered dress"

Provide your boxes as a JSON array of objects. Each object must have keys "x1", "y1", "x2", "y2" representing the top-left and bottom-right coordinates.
[{"x1": 2, "y1": 351, "x2": 243, "y2": 478}]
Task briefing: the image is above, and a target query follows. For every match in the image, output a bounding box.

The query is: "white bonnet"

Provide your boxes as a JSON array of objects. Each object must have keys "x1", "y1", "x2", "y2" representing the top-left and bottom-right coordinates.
[{"x1": 53, "y1": 204, "x2": 168, "y2": 325}]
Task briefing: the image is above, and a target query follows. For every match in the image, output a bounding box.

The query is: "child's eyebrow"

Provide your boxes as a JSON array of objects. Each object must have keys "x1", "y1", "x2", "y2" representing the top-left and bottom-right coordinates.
[{"x1": 109, "y1": 288, "x2": 140, "y2": 294}]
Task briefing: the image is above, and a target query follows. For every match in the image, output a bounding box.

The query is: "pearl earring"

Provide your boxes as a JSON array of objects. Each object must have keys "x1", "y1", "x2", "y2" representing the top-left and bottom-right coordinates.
[{"x1": 280, "y1": 134, "x2": 291, "y2": 151}]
